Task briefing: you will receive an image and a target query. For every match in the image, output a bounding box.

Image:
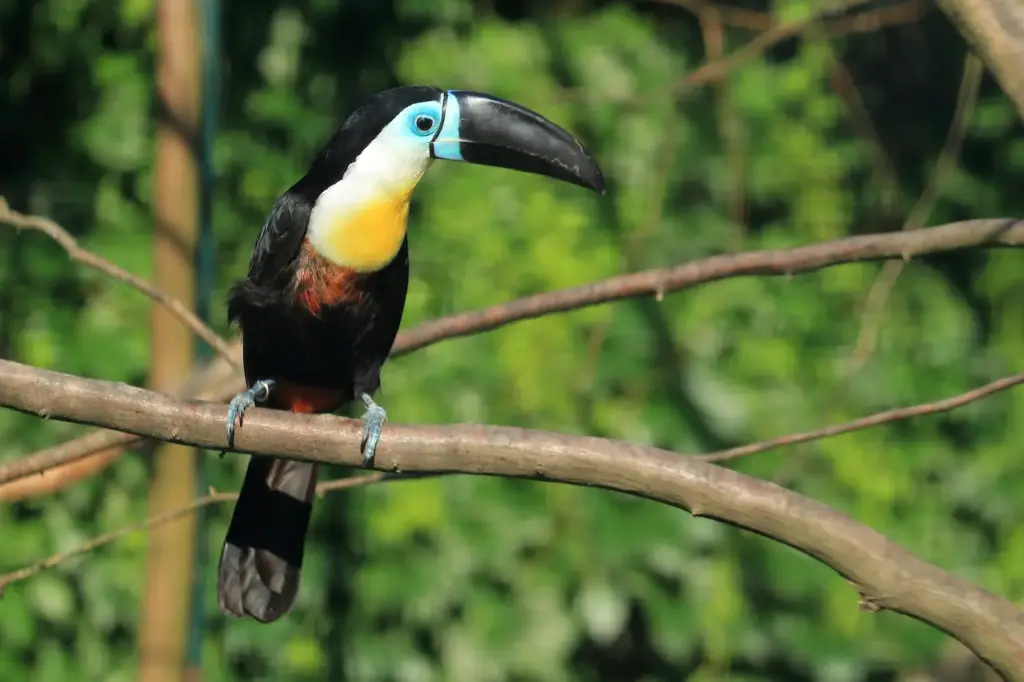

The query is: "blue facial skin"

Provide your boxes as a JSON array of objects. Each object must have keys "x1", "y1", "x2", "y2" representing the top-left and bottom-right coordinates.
[
  {"x1": 428, "y1": 90, "x2": 464, "y2": 161},
  {"x1": 388, "y1": 92, "x2": 462, "y2": 162},
  {"x1": 403, "y1": 100, "x2": 442, "y2": 139}
]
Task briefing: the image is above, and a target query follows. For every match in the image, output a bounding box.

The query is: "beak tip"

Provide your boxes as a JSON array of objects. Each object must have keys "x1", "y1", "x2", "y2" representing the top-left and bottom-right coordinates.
[{"x1": 582, "y1": 157, "x2": 607, "y2": 195}]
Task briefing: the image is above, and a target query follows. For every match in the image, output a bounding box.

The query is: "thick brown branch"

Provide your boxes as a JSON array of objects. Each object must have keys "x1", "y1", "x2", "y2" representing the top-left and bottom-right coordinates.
[
  {"x1": 4, "y1": 217, "x2": 1023, "y2": 493},
  {"x1": 0, "y1": 359, "x2": 1022, "y2": 678},
  {"x1": 0, "y1": 347, "x2": 242, "y2": 501},
  {"x1": 0, "y1": 198, "x2": 239, "y2": 370},
  {"x1": 933, "y1": 0, "x2": 1024, "y2": 121}
]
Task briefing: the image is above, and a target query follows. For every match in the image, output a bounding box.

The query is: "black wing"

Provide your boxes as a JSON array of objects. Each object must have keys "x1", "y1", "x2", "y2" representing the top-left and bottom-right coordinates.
[{"x1": 227, "y1": 192, "x2": 312, "y2": 323}]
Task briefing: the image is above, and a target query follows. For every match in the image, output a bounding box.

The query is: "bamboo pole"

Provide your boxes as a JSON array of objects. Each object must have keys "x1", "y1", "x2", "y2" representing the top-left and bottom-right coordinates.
[{"x1": 139, "y1": 2, "x2": 200, "y2": 681}]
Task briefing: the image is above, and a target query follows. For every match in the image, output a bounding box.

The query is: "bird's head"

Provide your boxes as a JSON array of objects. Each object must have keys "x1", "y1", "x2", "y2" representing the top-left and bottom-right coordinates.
[{"x1": 297, "y1": 86, "x2": 605, "y2": 273}]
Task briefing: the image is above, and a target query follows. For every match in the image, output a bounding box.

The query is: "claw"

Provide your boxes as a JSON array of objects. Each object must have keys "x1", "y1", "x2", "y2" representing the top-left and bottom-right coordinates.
[
  {"x1": 226, "y1": 379, "x2": 275, "y2": 447},
  {"x1": 359, "y1": 392, "x2": 388, "y2": 467}
]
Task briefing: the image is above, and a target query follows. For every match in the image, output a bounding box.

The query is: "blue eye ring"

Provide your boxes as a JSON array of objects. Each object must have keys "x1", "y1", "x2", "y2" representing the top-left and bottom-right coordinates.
[{"x1": 411, "y1": 113, "x2": 438, "y2": 136}]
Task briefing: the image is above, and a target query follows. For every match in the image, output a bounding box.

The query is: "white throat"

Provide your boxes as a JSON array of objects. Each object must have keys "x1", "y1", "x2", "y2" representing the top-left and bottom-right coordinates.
[{"x1": 307, "y1": 119, "x2": 435, "y2": 272}]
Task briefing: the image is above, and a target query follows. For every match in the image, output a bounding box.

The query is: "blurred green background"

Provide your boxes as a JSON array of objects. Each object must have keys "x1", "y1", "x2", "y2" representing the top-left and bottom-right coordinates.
[{"x1": 2, "y1": 0, "x2": 1023, "y2": 680}]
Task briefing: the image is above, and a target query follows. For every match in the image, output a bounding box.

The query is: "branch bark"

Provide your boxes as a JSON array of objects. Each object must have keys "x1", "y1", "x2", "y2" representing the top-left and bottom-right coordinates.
[
  {"x1": 1, "y1": 358, "x2": 1023, "y2": 678},
  {"x1": 933, "y1": 0, "x2": 1024, "y2": 121}
]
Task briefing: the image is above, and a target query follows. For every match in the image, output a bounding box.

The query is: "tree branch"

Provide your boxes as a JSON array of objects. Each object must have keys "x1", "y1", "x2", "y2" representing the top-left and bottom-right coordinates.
[
  {"x1": 650, "y1": 0, "x2": 930, "y2": 37},
  {"x1": 699, "y1": 369, "x2": 1024, "y2": 463},
  {"x1": 0, "y1": 337, "x2": 241, "y2": 501},
  {"x1": 0, "y1": 471, "x2": 438, "y2": 592},
  {"x1": 0, "y1": 443, "x2": 125, "y2": 501},
  {"x1": 0, "y1": 198, "x2": 239, "y2": 370},
  {"x1": 1, "y1": 359, "x2": 1022, "y2": 678},
  {"x1": 7, "y1": 366, "x2": 1022, "y2": 600},
  {"x1": 933, "y1": 0, "x2": 1024, "y2": 121},
  {"x1": 393, "y1": 218, "x2": 1024, "y2": 353},
  {"x1": 660, "y1": 0, "x2": 875, "y2": 98},
  {"x1": 4, "y1": 217, "x2": 1023, "y2": 494},
  {"x1": 850, "y1": 51, "x2": 984, "y2": 370}
]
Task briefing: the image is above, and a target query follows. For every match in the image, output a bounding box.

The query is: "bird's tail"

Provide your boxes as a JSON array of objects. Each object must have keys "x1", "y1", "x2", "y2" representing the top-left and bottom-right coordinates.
[{"x1": 217, "y1": 454, "x2": 319, "y2": 623}]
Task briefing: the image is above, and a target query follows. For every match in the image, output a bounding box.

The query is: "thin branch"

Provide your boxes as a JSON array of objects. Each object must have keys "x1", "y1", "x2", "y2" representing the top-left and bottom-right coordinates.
[
  {"x1": 698, "y1": 3, "x2": 749, "y2": 234},
  {"x1": 825, "y1": 46, "x2": 905, "y2": 215},
  {"x1": 4, "y1": 217, "x2": 1024, "y2": 490},
  {"x1": 699, "y1": 370, "x2": 1024, "y2": 463},
  {"x1": 0, "y1": 198, "x2": 239, "y2": 370},
  {"x1": 659, "y1": 0, "x2": 875, "y2": 99},
  {"x1": 0, "y1": 359, "x2": 1022, "y2": 678},
  {"x1": 569, "y1": 0, "x2": 880, "y2": 109},
  {"x1": 393, "y1": 218, "x2": 1024, "y2": 354},
  {"x1": 0, "y1": 443, "x2": 123, "y2": 501},
  {"x1": 650, "y1": 0, "x2": 930, "y2": 36},
  {"x1": 798, "y1": 0, "x2": 932, "y2": 37},
  {"x1": 850, "y1": 53, "x2": 984, "y2": 371},
  {"x1": 0, "y1": 491, "x2": 235, "y2": 593},
  {"x1": 907, "y1": 54, "x2": 985, "y2": 231},
  {"x1": 0, "y1": 471, "x2": 439, "y2": 592}
]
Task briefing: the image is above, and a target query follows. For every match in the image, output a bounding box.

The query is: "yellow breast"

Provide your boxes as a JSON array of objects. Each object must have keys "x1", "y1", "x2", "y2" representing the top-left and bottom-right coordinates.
[{"x1": 317, "y1": 188, "x2": 412, "y2": 273}]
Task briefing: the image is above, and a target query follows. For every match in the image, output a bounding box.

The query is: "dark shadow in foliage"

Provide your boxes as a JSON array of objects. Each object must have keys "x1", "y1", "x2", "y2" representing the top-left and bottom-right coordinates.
[{"x1": 571, "y1": 599, "x2": 681, "y2": 682}]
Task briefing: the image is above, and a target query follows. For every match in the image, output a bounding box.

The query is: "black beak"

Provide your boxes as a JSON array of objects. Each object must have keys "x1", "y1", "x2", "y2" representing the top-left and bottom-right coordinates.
[{"x1": 429, "y1": 90, "x2": 606, "y2": 194}]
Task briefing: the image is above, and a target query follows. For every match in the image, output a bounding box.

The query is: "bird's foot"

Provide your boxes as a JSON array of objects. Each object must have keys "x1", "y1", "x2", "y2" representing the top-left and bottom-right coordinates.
[
  {"x1": 359, "y1": 393, "x2": 388, "y2": 467},
  {"x1": 226, "y1": 379, "x2": 276, "y2": 447}
]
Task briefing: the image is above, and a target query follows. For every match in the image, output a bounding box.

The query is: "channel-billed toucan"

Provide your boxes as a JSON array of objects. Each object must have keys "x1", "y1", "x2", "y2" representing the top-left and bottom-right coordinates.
[{"x1": 218, "y1": 85, "x2": 605, "y2": 623}]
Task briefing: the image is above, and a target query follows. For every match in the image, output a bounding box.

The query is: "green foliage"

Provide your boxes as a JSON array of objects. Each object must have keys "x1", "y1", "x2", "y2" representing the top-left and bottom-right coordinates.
[{"x1": 2, "y1": 0, "x2": 1023, "y2": 680}]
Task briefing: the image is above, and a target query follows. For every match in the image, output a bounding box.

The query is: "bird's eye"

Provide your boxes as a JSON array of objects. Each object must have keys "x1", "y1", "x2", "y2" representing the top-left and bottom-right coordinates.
[{"x1": 413, "y1": 114, "x2": 436, "y2": 134}]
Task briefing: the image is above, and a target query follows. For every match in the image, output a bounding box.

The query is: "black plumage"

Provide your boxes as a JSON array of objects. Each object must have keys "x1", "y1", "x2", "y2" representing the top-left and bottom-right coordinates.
[{"x1": 217, "y1": 89, "x2": 435, "y2": 623}]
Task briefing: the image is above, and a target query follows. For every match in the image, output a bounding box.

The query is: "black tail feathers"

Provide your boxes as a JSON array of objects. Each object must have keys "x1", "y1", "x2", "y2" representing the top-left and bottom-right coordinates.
[{"x1": 217, "y1": 455, "x2": 319, "y2": 623}]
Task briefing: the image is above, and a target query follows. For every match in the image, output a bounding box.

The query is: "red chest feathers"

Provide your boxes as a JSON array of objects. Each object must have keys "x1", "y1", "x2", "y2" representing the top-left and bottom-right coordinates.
[{"x1": 292, "y1": 240, "x2": 367, "y2": 315}]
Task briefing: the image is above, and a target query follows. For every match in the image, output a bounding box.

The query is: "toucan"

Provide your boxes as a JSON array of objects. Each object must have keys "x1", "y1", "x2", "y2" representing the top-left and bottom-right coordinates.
[{"x1": 218, "y1": 85, "x2": 605, "y2": 623}]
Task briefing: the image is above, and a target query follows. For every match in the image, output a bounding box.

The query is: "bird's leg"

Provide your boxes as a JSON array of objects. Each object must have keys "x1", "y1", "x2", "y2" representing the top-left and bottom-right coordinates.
[
  {"x1": 359, "y1": 393, "x2": 388, "y2": 467},
  {"x1": 226, "y1": 379, "x2": 276, "y2": 446}
]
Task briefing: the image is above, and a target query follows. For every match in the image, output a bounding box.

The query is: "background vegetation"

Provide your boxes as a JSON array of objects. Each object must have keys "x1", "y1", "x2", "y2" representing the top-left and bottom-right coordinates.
[{"x1": 2, "y1": 0, "x2": 1022, "y2": 680}]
